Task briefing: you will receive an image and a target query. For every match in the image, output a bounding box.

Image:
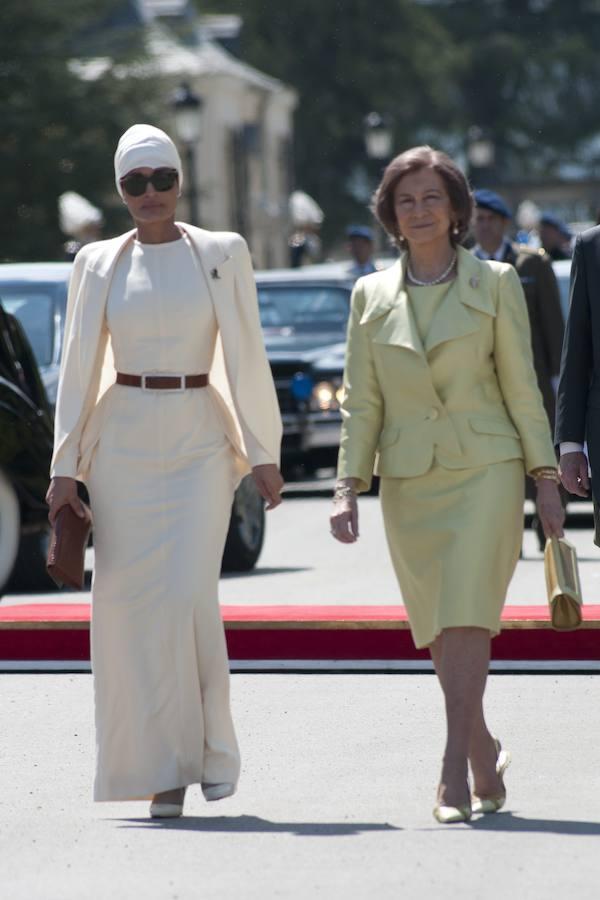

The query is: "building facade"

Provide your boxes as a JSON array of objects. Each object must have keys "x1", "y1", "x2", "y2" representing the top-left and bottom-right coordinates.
[{"x1": 75, "y1": 2, "x2": 297, "y2": 267}]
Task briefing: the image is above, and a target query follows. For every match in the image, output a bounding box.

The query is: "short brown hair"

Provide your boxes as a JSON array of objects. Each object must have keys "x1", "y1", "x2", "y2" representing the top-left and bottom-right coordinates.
[{"x1": 373, "y1": 145, "x2": 472, "y2": 246}]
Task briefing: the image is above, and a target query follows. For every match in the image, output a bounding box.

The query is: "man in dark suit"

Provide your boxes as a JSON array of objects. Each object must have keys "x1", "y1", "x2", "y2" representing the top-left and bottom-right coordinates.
[
  {"x1": 473, "y1": 189, "x2": 566, "y2": 548},
  {"x1": 555, "y1": 227, "x2": 598, "y2": 541}
]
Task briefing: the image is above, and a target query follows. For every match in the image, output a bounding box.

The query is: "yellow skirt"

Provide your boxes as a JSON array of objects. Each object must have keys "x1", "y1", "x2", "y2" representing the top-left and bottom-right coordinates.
[{"x1": 379, "y1": 460, "x2": 525, "y2": 649}]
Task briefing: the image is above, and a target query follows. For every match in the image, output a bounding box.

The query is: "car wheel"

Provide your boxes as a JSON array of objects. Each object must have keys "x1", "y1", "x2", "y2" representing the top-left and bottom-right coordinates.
[
  {"x1": 0, "y1": 472, "x2": 20, "y2": 598},
  {"x1": 221, "y1": 474, "x2": 265, "y2": 572}
]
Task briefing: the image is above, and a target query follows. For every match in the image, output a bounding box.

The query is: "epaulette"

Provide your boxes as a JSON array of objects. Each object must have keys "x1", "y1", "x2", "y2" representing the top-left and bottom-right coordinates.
[{"x1": 514, "y1": 243, "x2": 547, "y2": 258}]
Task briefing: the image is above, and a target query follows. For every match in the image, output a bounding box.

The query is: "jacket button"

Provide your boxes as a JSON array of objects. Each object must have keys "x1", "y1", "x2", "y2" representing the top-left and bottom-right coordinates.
[{"x1": 428, "y1": 407, "x2": 440, "y2": 421}]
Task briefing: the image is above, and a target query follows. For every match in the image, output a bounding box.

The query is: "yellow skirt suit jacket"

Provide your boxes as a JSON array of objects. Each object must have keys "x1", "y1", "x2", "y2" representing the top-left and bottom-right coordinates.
[{"x1": 337, "y1": 246, "x2": 556, "y2": 648}]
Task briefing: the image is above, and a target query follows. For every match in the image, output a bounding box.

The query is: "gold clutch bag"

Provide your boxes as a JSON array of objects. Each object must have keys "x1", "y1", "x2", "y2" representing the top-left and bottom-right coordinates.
[{"x1": 543, "y1": 537, "x2": 583, "y2": 631}]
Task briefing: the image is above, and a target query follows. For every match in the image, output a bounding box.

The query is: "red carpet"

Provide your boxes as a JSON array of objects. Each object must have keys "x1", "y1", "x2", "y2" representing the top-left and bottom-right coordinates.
[{"x1": 1, "y1": 603, "x2": 599, "y2": 663}]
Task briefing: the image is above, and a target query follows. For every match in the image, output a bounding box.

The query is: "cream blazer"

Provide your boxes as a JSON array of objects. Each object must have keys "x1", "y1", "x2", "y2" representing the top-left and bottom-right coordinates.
[
  {"x1": 337, "y1": 246, "x2": 556, "y2": 491},
  {"x1": 50, "y1": 224, "x2": 282, "y2": 484}
]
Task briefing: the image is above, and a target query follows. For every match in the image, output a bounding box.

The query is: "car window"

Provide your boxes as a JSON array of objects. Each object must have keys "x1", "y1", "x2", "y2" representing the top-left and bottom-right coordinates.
[
  {"x1": 257, "y1": 286, "x2": 350, "y2": 335},
  {"x1": 0, "y1": 283, "x2": 61, "y2": 366}
]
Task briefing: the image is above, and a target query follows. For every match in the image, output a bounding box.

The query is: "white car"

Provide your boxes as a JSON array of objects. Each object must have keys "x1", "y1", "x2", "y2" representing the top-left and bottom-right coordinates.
[{"x1": 552, "y1": 258, "x2": 571, "y2": 321}]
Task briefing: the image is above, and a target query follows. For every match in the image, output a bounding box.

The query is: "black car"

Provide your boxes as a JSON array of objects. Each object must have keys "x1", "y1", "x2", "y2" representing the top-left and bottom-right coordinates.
[
  {"x1": 255, "y1": 263, "x2": 355, "y2": 474},
  {"x1": 0, "y1": 305, "x2": 56, "y2": 595}
]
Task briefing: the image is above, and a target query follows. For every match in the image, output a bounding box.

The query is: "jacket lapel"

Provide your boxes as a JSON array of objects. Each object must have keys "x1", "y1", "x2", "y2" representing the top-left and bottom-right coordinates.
[
  {"x1": 360, "y1": 256, "x2": 426, "y2": 358},
  {"x1": 179, "y1": 222, "x2": 233, "y2": 287},
  {"x1": 424, "y1": 248, "x2": 496, "y2": 354},
  {"x1": 178, "y1": 223, "x2": 238, "y2": 382},
  {"x1": 76, "y1": 229, "x2": 136, "y2": 376}
]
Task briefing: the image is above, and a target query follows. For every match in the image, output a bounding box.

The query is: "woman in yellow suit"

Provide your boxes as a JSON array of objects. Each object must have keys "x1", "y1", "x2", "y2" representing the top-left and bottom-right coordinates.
[{"x1": 330, "y1": 147, "x2": 564, "y2": 823}]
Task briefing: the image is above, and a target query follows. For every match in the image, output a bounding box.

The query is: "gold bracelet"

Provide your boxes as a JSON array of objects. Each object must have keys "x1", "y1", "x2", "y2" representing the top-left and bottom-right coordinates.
[
  {"x1": 532, "y1": 467, "x2": 560, "y2": 483},
  {"x1": 333, "y1": 484, "x2": 357, "y2": 501}
]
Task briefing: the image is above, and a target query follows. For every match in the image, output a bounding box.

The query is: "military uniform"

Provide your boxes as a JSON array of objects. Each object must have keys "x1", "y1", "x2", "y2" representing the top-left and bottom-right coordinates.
[
  {"x1": 502, "y1": 244, "x2": 566, "y2": 541},
  {"x1": 501, "y1": 242, "x2": 564, "y2": 430},
  {"x1": 473, "y1": 190, "x2": 566, "y2": 547}
]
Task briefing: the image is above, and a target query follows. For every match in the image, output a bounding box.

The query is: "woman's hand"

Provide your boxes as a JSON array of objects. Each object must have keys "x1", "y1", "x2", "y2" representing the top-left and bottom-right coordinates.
[
  {"x1": 45, "y1": 477, "x2": 88, "y2": 526},
  {"x1": 536, "y1": 479, "x2": 565, "y2": 539},
  {"x1": 252, "y1": 464, "x2": 284, "y2": 510},
  {"x1": 330, "y1": 479, "x2": 359, "y2": 543}
]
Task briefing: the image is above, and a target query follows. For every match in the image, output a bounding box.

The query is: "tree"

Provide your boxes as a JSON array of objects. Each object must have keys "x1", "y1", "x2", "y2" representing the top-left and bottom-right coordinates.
[
  {"x1": 427, "y1": 0, "x2": 600, "y2": 181},
  {"x1": 198, "y1": 0, "x2": 600, "y2": 247},
  {"x1": 0, "y1": 0, "x2": 160, "y2": 261},
  {"x1": 198, "y1": 0, "x2": 457, "y2": 246}
]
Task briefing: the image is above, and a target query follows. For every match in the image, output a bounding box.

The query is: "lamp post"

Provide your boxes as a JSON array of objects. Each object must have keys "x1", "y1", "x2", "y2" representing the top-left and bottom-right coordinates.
[
  {"x1": 467, "y1": 125, "x2": 495, "y2": 187},
  {"x1": 363, "y1": 112, "x2": 393, "y2": 252},
  {"x1": 170, "y1": 82, "x2": 203, "y2": 226},
  {"x1": 363, "y1": 112, "x2": 393, "y2": 162}
]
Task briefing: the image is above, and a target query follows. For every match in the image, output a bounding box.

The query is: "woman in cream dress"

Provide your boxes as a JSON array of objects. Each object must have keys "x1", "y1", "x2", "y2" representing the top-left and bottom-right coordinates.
[
  {"x1": 46, "y1": 125, "x2": 283, "y2": 818},
  {"x1": 330, "y1": 147, "x2": 564, "y2": 823}
]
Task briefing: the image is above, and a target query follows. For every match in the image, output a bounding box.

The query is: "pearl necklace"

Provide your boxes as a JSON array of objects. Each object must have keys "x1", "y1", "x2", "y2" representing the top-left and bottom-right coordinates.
[{"x1": 406, "y1": 252, "x2": 457, "y2": 286}]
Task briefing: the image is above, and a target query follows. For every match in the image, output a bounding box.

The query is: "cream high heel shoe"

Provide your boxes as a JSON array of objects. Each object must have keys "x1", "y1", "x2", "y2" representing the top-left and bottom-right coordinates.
[
  {"x1": 201, "y1": 782, "x2": 236, "y2": 802},
  {"x1": 472, "y1": 737, "x2": 511, "y2": 814},
  {"x1": 433, "y1": 802, "x2": 472, "y2": 824},
  {"x1": 433, "y1": 781, "x2": 472, "y2": 824},
  {"x1": 149, "y1": 787, "x2": 186, "y2": 818}
]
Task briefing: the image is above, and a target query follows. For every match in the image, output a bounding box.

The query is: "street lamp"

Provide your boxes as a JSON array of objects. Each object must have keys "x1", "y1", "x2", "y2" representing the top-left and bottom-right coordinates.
[
  {"x1": 363, "y1": 112, "x2": 393, "y2": 253},
  {"x1": 363, "y1": 112, "x2": 393, "y2": 161},
  {"x1": 467, "y1": 125, "x2": 495, "y2": 186},
  {"x1": 170, "y1": 82, "x2": 203, "y2": 226}
]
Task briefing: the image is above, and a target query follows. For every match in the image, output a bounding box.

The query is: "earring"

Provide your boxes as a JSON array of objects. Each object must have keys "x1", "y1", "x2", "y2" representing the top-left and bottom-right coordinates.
[{"x1": 452, "y1": 224, "x2": 460, "y2": 237}]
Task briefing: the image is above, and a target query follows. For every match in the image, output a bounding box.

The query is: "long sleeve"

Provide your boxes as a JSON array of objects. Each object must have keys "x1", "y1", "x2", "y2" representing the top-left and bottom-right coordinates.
[
  {"x1": 493, "y1": 264, "x2": 556, "y2": 472},
  {"x1": 50, "y1": 248, "x2": 107, "y2": 478},
  {"x1": 227, "y1": 235, "x2": 282, "y2": 467},
  {"x1": 555, "y1": 235, "x2": 592, "y2": 445},
  {"x1": 336, "y1": 280, "x2": 383, "y2": 492}
]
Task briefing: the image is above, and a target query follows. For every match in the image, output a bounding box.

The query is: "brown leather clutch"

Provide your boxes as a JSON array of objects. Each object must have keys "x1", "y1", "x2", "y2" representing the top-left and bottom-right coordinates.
[{"x1": 46, "y1": 504, "x2": 92, "y2": 590}]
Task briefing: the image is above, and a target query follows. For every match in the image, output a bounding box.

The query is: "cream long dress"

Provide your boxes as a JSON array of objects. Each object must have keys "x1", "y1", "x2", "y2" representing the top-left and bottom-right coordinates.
[{"x1": 86, "y1": 233, "x2": 240, "y2": 801}]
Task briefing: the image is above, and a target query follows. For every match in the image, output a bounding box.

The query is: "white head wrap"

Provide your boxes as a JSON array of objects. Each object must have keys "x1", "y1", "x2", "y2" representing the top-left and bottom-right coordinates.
[{"x1": 114, "y1": 124, "x2": 183, "y2": 198}]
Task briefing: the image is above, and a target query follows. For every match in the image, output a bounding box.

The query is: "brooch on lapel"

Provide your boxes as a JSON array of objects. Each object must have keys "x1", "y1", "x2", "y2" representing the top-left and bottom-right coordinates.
[
  {"x1": 211, "y1": 267, "x2": 220, "y2": 280},
  {"x1": 469, "y1": 276, "x2": 480, "y2": 289}
]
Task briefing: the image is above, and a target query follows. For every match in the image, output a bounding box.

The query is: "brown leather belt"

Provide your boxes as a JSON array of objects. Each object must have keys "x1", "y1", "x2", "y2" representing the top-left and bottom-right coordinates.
[{"x1": 116, "y1": 372, "x2": 209, "y2": 391}]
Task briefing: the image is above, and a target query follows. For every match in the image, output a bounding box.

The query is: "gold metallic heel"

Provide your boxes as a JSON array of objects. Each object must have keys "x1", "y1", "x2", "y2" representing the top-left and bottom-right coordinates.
[
  {"x1": 434, "y1": 778, "x2": 472, "y2": 824},
  {"x1": 433, "y1": 803, "x2": 472, "y2": 824},
  {"x1": 472, "y1": 737, "x2": 511, "y2": 814}
]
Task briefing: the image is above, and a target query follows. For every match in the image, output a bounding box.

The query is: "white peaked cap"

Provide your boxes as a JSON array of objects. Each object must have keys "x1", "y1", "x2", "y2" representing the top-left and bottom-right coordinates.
[
  {"x1": 289, "y1": 190, "x2": 324, "y2": 227},
  {"x1": 58, "y1": 192, "x2": 103, "y2": 236}
]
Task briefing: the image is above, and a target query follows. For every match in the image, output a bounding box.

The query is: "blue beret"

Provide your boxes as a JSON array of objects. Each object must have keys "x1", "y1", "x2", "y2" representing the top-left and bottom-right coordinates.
[
  {"x1": 474, "y1": 189, "x2": 512, "y2": 219},
  {"x1": 540, "y1": 212, "x2": 571, "y2": 239},
  {"x1": 346, "y1": 224, "x2": 374, "y2": 240}
]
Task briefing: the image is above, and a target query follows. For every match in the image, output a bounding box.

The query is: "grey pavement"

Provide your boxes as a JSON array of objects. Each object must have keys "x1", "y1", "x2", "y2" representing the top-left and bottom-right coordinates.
[
  {"x1": 1, "y1": 672, "x2": 600, "y2": 899},
  {"x1": 3, "y1": 494, "x2": 600, "y2": 610}
]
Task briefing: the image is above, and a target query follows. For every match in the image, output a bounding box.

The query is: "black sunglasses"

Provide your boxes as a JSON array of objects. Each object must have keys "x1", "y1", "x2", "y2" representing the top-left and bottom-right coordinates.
[{"x1": 120, "y1": 168, "x2": 178, "y2": 197}]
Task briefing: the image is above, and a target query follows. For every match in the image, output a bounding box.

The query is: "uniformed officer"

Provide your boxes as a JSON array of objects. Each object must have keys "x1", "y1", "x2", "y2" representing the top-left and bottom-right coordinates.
[
  {"x1": 472, "y1": 189, "x2": 566, "y2": 550},
  {"x1": 346, "y1": 224, "x2": 377, "y2": 278},
  {"x1": 539, "y1": 212, "x2": 572, "y2": 261}
]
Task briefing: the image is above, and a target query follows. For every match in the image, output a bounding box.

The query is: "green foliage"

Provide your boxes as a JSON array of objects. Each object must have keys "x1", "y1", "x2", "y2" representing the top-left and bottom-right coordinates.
[
  {"x1": 0, "y1": 0, "x2": 160, "y2": 261},
  {"x1": 197, "y1": 0, "x2": 600, "y2": 246},
  {"x1": 200, "y1": 1, "x2": 457, "y2": 243},
  {"x1": 429, "y1": 0, "x2": 600, "y2": 176}
]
